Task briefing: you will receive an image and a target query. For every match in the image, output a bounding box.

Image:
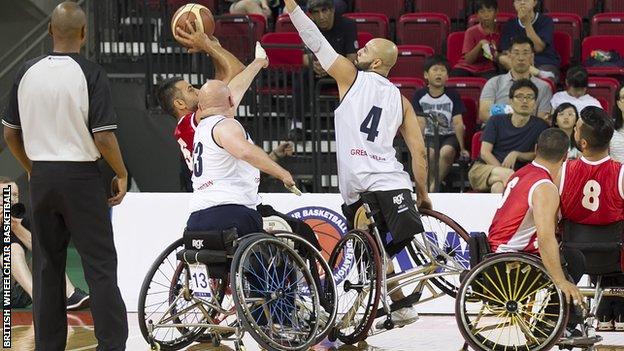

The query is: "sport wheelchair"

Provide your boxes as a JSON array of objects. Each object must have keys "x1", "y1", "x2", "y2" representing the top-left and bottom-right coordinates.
[
  {"x1": 327, "y1": 192, "x2": 472, "y2": 344},
  {"x1": 455, "y1": 220, "x2": 624, "y2": 351},
  {"x1": 137, "y1": 216, "x2": 337, "y2": 351}
]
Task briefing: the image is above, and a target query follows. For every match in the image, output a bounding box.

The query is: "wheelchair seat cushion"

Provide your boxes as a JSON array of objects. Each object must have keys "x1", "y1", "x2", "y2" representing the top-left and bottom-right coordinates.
[
  {"x1": 183, "y1": 227, "x2": 238, "y2": 254},
  {"x1": 561, "y1": 220, "x2": 624, "y2": 275}
]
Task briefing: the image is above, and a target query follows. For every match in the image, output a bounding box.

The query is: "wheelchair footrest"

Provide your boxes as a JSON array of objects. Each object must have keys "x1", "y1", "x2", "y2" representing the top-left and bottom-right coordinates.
[
  {"x1": 556, "y1": 335, "x2": 603, "y2": 348},
  {"x1": 176, "y1": 249, "x2": 228, "y2": 265}
]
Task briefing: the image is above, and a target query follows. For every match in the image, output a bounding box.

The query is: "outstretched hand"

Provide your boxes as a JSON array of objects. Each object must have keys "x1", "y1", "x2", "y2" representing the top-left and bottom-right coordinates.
[{"x1": 175, "y1": 19, "x2": 218, "y2": 54}]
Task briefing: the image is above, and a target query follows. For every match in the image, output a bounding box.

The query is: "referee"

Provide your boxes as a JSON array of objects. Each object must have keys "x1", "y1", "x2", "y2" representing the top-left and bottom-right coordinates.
[{"x1": 3, "y1": 2, "x2": 128, "y2": 350}]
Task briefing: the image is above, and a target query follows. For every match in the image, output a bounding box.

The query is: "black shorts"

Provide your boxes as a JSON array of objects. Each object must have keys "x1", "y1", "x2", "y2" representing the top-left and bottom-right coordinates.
[
  {"x1": 342, "y1": 189, "x2": 424, "y2": 257},
  {"x1": 425, "y1": 134, "x2": 460, "y2": 152}
]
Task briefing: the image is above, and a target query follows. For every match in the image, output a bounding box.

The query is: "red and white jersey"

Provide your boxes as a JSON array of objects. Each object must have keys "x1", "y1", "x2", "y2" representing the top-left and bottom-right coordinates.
[
  {"x1": 488, "y1": 162, "x2": 555, "y2": 254},
  {"x1": 559, "y1": 156, "x2": 624, "y2": 225},
  {"x1": 174, "y1": 112, "x2": 197, "y2": 171}
]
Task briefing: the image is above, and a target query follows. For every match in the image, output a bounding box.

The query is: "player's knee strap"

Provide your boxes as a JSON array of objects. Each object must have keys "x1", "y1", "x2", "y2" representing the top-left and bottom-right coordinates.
[{"x1": 289, "y1": 6, "x2": 339, "y2": 70}]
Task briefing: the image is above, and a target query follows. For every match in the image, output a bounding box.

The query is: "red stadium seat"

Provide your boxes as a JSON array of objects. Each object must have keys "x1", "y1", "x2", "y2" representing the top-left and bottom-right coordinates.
[
  {"x1": 397, "y1": 13, "x2": 451, "y2": 53},
  {"x1": 343, "y1": 13, "x2": 389, "y2": 39},
  {"x1": 461, "y1": 97, "x2": 478, "y2": 152},
  {"x1": 597, "y1": 97, "x2": 611, "y2": 113},
  {"x1": 587, "y1": 77, "x2": 620, "y2": 115},
  {"x1": 389, "y1": 45, "x2": 435, "y2": 78},
  {"x1": 446, "y1": 77, "x2": 487, "y2": 108},
  {"x1": 548, "y1": 13, "x2": 582, "y2": 60},
  {"x1": 543, "y1": 0, "x2": 597, "y2": 19},
  {"x1": 276, "y1": 13, "x2": 296, "y2": 32},
  {"x1": 471, "y1": 131, "x2": 482, "y2": 161},
  {"x1": 553, "y1": 31, "x2": 573, "y2": 76},
  {"x1": 145, "y1": 0, "x2": 218, "y2": 11},
  {"x1": 357, "y1": 32, "x2": 374, "y2": 47},
  {"x1": 446, "y1": 31, "x2": 465, "y2": 68},
  {"x1": 214, "y1": 16, "x2": 259, "y2": 63},
  {"x1": 604, "y1": 0, "x2": 624, "y2": 12},
  {"x1": 582, "y1": 35, "x2": 624, "y2": 78},
  {"x1": 413, "y1": 0, "x2": 468, "y2": 21},
  {"x1": 260, "y1": 32, "x2": 303, "y2": 67},
  {"x1": 591, "y1": 13, "x2": 624, "y2": 36},
  {"x1": 354, "y1": 0, "x2": 406, "y2": 20},
  {"x1": 467, "y1": 12, "x2": 515, "y2": 32},
  {"x1": 390, "y1": 77, "x2": 426, "y2": 100}
]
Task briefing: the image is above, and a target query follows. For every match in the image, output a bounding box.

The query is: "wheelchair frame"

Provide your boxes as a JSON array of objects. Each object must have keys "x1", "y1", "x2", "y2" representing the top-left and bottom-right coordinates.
[{"x1": 329, "y1": 205, "x2": 471, "y2": 343}]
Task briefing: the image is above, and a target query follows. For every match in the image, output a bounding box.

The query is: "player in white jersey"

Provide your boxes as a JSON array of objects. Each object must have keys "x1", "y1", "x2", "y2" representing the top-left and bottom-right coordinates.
[
  {"x1": 186, "y1": 79, "x2": 297, "y2": 235},
  {"x1": 284, "y1": 0, "x2": 430, "y2": 327}
]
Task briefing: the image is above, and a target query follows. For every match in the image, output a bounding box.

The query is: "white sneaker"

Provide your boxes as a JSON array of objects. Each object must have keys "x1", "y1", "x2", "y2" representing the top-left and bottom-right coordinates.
[
  {"x1": 376, "y1": 306, "x2": 419, "y2": 330},
  {"x1": 615, "y1": 318, "x2": 624, "y2": 331},
  {"x1": 597, "y1": 319, "x2": 614, "y2": 331}
]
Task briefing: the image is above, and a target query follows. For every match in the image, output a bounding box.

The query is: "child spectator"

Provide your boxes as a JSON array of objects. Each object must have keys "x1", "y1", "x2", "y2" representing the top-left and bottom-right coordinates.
[
  {"x1": 550, "y1": 103, "x2": 579, "y2": 159},
  {"x1": 551, "y1": 66, "x2": 602, "y2": 113}
]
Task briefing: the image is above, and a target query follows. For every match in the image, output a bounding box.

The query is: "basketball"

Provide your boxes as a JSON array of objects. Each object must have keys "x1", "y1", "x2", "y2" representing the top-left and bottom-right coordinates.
[
  {"x1": 171, "y1": 3, "x2": 215, "y2": 45},
  {"x1": 305, "y1": 218, "x2": 342, "y2": 261}
]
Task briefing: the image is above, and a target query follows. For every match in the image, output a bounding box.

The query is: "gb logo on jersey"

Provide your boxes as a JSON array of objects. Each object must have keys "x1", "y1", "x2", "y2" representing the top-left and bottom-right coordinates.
[{"x1": 287, "y1": 206, "x2": 353, "y2": 290}]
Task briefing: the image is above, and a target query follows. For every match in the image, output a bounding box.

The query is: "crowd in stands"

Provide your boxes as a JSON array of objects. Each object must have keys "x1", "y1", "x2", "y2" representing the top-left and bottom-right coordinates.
[{"x1": 152, "y1": 0, "x2": 624, "y2": 194}]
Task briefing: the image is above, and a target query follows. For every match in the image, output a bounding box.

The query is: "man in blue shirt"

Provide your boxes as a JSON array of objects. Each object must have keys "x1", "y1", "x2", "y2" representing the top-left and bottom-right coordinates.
[{"x1": 497, "y1": 0, "x2": 560, "y2": 83}]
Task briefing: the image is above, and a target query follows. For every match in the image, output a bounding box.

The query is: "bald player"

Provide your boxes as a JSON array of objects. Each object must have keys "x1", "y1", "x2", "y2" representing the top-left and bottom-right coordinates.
[
  {"x1": 186, "y1": 79, "x2": 297, "y2": 237},
  {"x1": 3, "y1": 2, "x2": 128, "y2": 350},
  {"x1": 285, "y1": 0, "x2": 430, "y2": 328}
]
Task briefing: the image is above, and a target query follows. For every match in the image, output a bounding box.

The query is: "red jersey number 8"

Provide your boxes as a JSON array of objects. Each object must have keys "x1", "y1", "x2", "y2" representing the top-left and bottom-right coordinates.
[{"x1": 582, "y1": 180, "x2": 601, "y2": 212}]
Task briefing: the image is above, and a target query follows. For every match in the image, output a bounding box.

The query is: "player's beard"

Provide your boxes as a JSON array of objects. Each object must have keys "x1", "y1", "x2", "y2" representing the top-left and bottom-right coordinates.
[{"x1": 355, "y1": 59, "x2": 373, "y2": 71}]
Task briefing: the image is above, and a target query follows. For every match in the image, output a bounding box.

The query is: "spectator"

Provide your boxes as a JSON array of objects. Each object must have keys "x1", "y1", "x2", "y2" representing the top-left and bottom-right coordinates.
[
  {"x1": 0, "y1": 177, "x2": 89, "y2": 310},
  {"x1": 498, "y1": 0, "x2": 560, "y2": 83},
  {"x1": 451, "y1": 0, "x2": 500, "y2": 78},
  {"x1": 610, "y1": 85, "x2": 624, "y2": 163},
  {"x1": 479, "y1": 36, "x2": 552, "y2": 123},
  {"x1": 551, "y1": 66, "x2": 601, "y2": 113},
  {"x1": 413, "y1": 55, "x2": 468, "y2": 191},
  {"x1": 228, "y1": 0, "x2": 273, "y2": 19},
  {"x1": 469, "y1": 79, "x2": 549, "y2": 192},
  {"x1": 290, "y1": 0, "x2": 357, "y2": 138},
  {"x1": 551, "y1": 103, "x2": 580, "y2": 159}
]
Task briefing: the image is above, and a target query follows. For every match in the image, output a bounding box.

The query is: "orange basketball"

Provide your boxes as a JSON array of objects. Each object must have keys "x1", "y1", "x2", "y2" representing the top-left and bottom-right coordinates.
[
  {"x1": 305, "y1": 218, "x2": 342, "y2": 261},
  {"x1": 171, "y1": 3, "x2": 215, "y2": 44}
]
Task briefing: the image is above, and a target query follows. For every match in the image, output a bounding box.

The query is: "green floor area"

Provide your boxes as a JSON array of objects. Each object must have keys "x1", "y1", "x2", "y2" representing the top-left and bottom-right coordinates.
[{"x1": 13, "y1": 244, "x2": 88, "y2": 311}]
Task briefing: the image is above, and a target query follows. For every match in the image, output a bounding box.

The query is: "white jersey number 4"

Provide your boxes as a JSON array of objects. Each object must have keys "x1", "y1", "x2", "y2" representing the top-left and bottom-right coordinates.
[{"x1": 360, "y1": 106, "x2": 382, "y2": 142}]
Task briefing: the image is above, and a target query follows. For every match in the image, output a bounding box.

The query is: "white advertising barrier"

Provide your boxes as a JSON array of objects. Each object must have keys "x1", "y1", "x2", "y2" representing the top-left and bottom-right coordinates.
[{"x1": 112, "y1": 193, "x2": 502, "y2": 313}]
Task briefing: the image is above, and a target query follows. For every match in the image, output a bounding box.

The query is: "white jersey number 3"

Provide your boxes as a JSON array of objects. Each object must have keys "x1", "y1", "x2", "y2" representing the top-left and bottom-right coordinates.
[{"x1": 581, "y1": 180, "x2": 601, "y2": 211}]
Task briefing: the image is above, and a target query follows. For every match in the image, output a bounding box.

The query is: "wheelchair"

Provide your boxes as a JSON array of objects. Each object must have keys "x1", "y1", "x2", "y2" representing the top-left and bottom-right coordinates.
[
  {"x1": 327, "y1": 193, "x2": 472, "y2": 344},
  {"x1": 137, "y1": 216, "x2": 337, "y2": 351},
  {"x1": 455, "y1": 220, "x2": 624, "y2": 351}
]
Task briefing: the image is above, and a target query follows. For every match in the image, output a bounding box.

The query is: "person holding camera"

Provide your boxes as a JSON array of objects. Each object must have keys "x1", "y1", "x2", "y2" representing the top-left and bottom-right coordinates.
[{"x1": 1, "y1": 177, "x2": 90, "y2": 310}]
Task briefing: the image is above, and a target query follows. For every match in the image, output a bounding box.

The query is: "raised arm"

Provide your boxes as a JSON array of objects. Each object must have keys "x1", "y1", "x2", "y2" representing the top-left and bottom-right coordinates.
[
  {"x1": 532, "y1": 183, "x2": 583, "y2": 305},
  {"x1": 399, "y1": 96, "x2": 432, "y2": 210},
  {"x1": 228, "y1": 43, "x2": 269, "y2": 109},
  {"x1": 175, "y1": 21, "x2": 245, "y2": 84},
  {"x1": 284, "y1": 0, "x2": 357, "y2": 98},
  {"x1": 214, "y1": 119, "x2": 295, "y2": 188}
]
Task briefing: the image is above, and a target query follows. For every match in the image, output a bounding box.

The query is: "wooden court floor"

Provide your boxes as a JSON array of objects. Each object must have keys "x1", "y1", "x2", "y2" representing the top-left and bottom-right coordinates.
[{"x1": 8, "y1": 312, "x2": 624, "y2": 350}]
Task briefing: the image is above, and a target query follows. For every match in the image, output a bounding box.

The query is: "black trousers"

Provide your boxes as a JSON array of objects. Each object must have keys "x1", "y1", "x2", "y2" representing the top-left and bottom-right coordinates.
[{"x1": 30, "y1": 162, "x2": 128, "y2": 351}]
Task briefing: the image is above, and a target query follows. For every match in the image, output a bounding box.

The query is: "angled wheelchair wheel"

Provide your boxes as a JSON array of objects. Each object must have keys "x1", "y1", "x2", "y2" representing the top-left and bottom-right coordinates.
[
  {"x1": 231, "y1": 234, "x2": 321, "y2": 351},
  {"x1": 137, "y1": 238, "x2": 228, "y2": 350},
  {"x1": 455, "y1": 253, "x2": 569, "y2": 351},
  {"x1": 406, "y1": 208, "x2": 471, "y2": 298},
  {"x1": 327, "y1": 229, "x2": 382, "y2": 345},
  {"x1": 271, "y1": 231, "x2": 338, "y2": 344}
]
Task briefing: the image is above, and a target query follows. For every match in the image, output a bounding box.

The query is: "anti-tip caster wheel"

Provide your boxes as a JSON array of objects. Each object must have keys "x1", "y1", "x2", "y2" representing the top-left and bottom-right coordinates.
[{"x1": 383, "y1": 318, "x2": 395, "y2": 330}]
